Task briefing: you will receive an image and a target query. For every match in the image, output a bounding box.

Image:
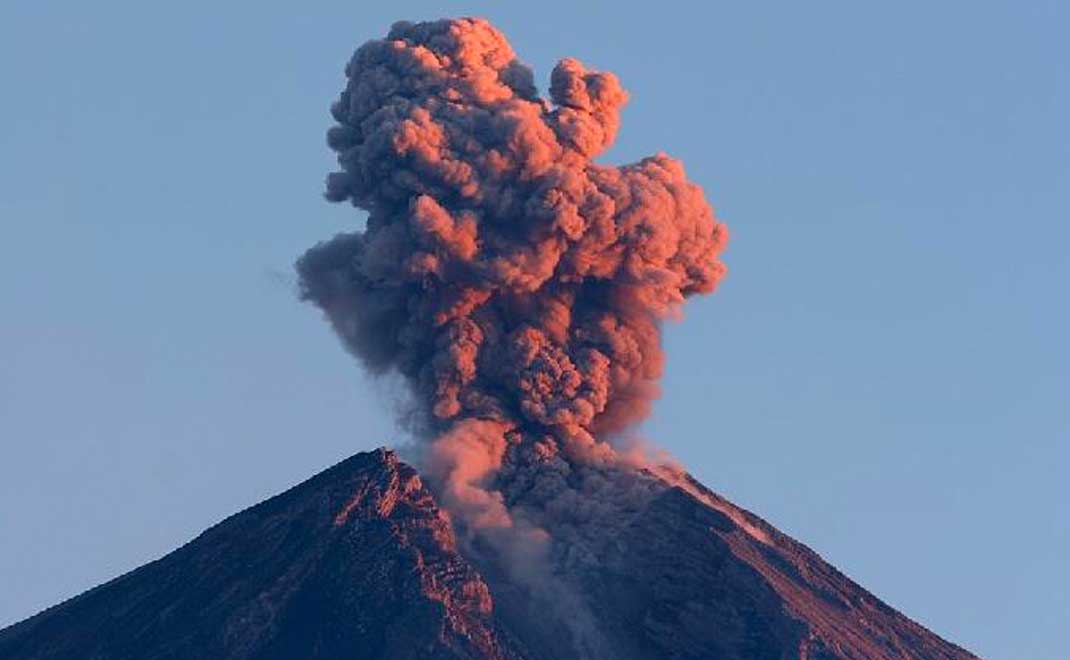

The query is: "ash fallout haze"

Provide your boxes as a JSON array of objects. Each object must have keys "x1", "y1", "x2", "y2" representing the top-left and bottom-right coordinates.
[{"x1": 1, "y1": 3, "x2": 1067, "y2": 660}]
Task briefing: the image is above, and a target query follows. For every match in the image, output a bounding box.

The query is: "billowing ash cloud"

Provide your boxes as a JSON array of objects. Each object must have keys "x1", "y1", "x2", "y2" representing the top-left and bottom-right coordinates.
[{"x1": 297, "y1": 17, "x2": 726, "y2": 535}]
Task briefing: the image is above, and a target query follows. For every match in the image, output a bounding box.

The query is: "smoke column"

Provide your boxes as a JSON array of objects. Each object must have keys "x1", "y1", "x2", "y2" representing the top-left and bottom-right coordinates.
[{"x1": 298, "y1": 17, "x2": 726, "y2": 540}]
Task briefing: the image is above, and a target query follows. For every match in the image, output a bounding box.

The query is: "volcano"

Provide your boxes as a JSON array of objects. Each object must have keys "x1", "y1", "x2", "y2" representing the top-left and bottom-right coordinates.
[{"x1": 0, "y1": 449, "x2": 978, "y2": 660}]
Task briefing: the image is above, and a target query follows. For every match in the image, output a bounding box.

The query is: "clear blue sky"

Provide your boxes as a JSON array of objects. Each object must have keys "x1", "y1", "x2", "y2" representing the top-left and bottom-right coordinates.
[{"x1": 1, "y1": 3, "x2": 1066, "y2": 658}]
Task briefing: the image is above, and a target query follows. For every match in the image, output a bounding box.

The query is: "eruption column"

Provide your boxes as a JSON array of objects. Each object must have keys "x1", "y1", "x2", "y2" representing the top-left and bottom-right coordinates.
[{"x1": 298, "y1": 17, "x2": 727, "y2": 532}]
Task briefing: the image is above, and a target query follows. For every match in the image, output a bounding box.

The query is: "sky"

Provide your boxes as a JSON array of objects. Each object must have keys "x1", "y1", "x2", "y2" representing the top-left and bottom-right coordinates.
[{"x1": 0, "y1": 2, "x2": 1066, "y2": 658}]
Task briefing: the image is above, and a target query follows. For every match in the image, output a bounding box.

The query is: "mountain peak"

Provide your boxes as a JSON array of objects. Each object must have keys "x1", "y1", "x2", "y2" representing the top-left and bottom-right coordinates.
[{"x1": 0, "y1": 450, "x2": 978, "y2": 660}]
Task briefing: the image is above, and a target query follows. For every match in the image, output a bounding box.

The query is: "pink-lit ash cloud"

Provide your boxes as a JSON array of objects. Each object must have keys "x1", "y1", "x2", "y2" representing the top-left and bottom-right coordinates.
[{"x1": 297, "y1": 17, "x2": 727, "y2": 539}]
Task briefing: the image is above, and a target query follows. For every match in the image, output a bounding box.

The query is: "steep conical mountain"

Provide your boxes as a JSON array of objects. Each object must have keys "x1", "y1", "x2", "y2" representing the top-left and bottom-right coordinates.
[{"x1": 0, "y1": 450, "x2": 978, "y2": 660}]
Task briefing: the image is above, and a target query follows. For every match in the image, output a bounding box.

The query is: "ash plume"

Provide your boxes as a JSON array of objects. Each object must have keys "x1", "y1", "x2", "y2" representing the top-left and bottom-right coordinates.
[{"x1": 297, "y1": 17, "x2": 726, "y2": 648}]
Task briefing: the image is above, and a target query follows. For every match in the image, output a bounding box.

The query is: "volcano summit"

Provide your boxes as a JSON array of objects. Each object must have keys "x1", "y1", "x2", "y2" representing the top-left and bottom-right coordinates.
[{"x1": 0, "y1": 449, "x2": 978, "y2": 659}]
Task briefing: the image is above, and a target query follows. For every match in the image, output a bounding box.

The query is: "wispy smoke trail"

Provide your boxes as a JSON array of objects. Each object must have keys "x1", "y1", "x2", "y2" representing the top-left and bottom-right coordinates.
[{"x1": 298, "y1": 18, "x2": 726, "y2": 532}]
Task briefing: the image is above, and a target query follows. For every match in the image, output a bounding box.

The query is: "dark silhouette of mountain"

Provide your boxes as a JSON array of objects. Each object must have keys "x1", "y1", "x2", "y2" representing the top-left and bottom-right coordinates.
[{"x1": 0, "y1": 450, "x2": 979, "y2": 660}]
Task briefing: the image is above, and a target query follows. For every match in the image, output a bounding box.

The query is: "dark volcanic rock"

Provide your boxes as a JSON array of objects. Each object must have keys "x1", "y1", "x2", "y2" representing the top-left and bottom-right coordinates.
[
  {"x1": 0, "y1": 450, "x2": 521, "y2": 660},
  {"x1": 574, "y1": 477, "x2": 979, "y2": 660},
  {"x1": 0, "y1": 450, "x2": 980, "y2": 660}
]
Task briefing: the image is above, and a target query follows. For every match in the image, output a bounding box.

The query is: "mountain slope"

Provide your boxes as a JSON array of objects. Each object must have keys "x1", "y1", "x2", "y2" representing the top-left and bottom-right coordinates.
[
  {"x1": 0, "y1": 450, "x2": 520, "y2": 660},
  {"x1": 572, "y1": 476, "x2": 977, "y2": 659},
  {"x1": 0, "y1": 450, "x2": 979, "y2": 660}
]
